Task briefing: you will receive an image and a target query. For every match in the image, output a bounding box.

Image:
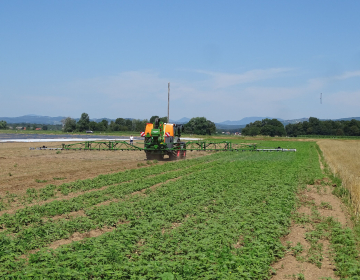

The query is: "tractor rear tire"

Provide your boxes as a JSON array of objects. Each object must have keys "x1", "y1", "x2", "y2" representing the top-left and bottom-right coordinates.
[
  {"x1": 146, "y1": 153, "x2": 164, "y2": 161},
  {"x1": 146, "y1": 152, "x2": 154, "y2": 160},
  {"x1": 169, "y1": 150, "x2": 180, "y2": 161}
]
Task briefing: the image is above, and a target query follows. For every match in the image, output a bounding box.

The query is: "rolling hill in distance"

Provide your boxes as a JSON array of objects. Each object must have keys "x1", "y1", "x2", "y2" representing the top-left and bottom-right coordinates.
[{"x1": 1, "y1": 115, "x2": 360, "y2": 129}]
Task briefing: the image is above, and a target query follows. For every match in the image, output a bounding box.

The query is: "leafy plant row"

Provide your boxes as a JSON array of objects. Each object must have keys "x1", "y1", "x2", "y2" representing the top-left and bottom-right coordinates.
[
  {"x1": 19, "y1": 152, "x2": 225, "y2": 204},
  {"x1": 0, "y1": 155, "x2": 234, "y2": 233},
  {"x1": 0, "y1": 153, "x2": 243, "y2": 266}
]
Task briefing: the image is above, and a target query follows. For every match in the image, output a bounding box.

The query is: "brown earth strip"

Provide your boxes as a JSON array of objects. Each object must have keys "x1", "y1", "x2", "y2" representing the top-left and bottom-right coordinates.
[{"x1": 271, "y1": 181, "x2": 350, "y2": 280}]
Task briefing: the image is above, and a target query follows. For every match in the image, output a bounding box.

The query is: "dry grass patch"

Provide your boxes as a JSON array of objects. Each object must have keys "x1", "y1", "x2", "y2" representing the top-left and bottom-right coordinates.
[{"x1": 317, "y1": 139, "x2": 360, "y2": 214}]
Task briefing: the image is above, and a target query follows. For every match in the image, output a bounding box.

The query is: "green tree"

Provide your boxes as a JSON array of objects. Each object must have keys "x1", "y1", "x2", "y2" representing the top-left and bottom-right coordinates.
[
  {"x1": 89, "y1": 121, "x2": 98, "y2": 131},
  {"x1": 0, "y1": 120, "x2": 7, "y2": 129},
  {"x1": 149, "y1": 116, "x2": 159, "y2": 123},
  {"x1": 242, "y1": 121, "x2": 261, "y2": 136},
  {"x1": 62, "y1": 117, "x2": 76, "y2": 132},
  {"x1": 160, "y1": 116, "x2": 168, "y2": 123},
  {"x1": 115, "y1": 118, "x2": 126, "y2": 126},
  {"x1": 77, "y1": 113, "x2": 90, "y2": 132},
  {"x1": 242, "y1": 119, "x2": 285, "y2": 136},
  {"x1": 184, "y1": 117, "x2": 216, "y2": 135},
  {"x1": 125, "y1": 119, "x2": 132, "y2": 130},
  {"x1": 100, "y1": 119, "x2": 108, "y2": 130}
]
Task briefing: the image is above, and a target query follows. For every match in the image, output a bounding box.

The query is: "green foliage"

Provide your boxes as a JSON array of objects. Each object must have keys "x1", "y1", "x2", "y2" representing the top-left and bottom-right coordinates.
[
  {"x1": 62, "y1": 117, "x2": 76, "y2": 132},
  {"x1": 242, "y1": 118, "x2": 286, "y2": 136},
  {"x1": 60, "y1": 113, "x2": 148, "y2": 133},
  {"x1": 286, "y1": 117, "x2": 360, "y2": 137},
  {"x1": 76, "y1": 112, "x2": 90, "y2": 132},
  {"x1": 184, "y1": 117, "x2": 216, "y2": 135},
  {"x1": 291, "y1": 242, "x2": 304, "y2": 256},
  {"x1": 0, "y1": 120, "x2": 7, "y2": 129},
  {"x1": 53, "y1": 177, "x2": 66, "y2": 180},
  {"x1": 150, "y1": 115, "x2": 160, "y2": 123},
  {"x1": 35, "y1": 179, "x2": 48, "y2": 183}
]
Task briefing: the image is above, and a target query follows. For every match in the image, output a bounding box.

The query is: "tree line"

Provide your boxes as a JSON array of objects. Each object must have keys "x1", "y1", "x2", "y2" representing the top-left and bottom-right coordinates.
[
  {"x1": 62, "y1": 113, "x2": 216, "y2": 135},
  {"x1": 62, "y1": 113, "x2": 149, "y2": 133},
  {"x1": 0, "y1": 121, "x2": 61, "y2": 130},
  {"x1": 241, "y1": 117, "x2": 360, "y2": 137},
  {"x1": 285, "y1": 117, "x2": 360, "y2": 137},
  {"x1": 241, "y1": 118, "x2": 286, "y2": 136}
]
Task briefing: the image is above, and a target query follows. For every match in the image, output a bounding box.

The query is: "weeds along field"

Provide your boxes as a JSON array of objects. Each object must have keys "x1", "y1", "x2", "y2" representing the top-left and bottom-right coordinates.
[{"x1": 0, "y1": 141, "x2": 357, "y2": 278}]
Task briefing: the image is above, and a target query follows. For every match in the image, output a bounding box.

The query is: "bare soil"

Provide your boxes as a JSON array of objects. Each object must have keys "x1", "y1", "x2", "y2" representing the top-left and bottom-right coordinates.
[
  {"x1": 0, "y1": 141, "x2": 206, "y2": 197},
  {"x1": 271, "y1": 183, "x2": 350, "y2": 280}
]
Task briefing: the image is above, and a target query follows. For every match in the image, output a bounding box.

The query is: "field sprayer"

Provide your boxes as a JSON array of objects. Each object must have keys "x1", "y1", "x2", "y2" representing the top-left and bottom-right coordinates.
[{"x1": 57, "y1": 118, "x2": 296, "y2": 160}]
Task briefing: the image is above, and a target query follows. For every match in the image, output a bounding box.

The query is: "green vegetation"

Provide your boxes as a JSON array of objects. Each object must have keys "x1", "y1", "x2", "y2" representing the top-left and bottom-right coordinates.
[
  {"x1": 242, "y1": 118, "x2": 286, "y2": 137},
  {"x1": 184, "y1": 117, "x2": 216, "y2": 135},
  {"x1": 62, "y1": 113, "x2": 149, "y2": 133},
  {"x1": 0, "y1": 142, "x2": 359, "y2": 278},
  {"x1": 286, "y1": 117, "x2": 360, "y2": 137},
  {"x1": 0, "y1": 120, "x2": 7, "y2": 129}
]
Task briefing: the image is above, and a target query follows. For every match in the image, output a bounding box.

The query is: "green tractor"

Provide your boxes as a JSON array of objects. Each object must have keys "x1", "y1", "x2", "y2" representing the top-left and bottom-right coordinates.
[{"x1": 143, "y1": 118, "x2": 186, "y2": 160}]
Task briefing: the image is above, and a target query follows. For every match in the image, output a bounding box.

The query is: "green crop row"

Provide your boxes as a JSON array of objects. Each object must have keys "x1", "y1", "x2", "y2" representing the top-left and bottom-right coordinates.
[
  {"x1": 0, "y1": 153, "x2": 244, "y2": 266},
  {"x1": 19, "y1": 152, "x2": 226, "y2": 205},
  {"x1": 0, "y1": 154, "x2": 237, "y2": 233}
]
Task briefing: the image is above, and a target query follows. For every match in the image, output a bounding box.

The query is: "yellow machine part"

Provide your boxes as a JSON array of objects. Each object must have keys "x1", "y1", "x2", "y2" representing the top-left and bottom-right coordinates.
[
  {"x1": 145, "y1": 123, "x2": 154, "y2": 136},
  {"x1": 164, "y1": 124, "x2": 174, "y2": 136}
]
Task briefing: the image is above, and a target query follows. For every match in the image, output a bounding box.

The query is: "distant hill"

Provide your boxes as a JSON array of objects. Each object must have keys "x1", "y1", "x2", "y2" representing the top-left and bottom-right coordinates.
[
  {"x1": 169, "y1": 117, "x2": 191, "y2": 124},
  {"x1": 0, "y1": 115, "x2": 66, "y2": 125},
  {"x1": 2, "y1": 115, "x2": 360, "y2": 127},
  {"x1": 219, "y1": 117, "x2": 284, "y2": 126},
  {"x1": 333, "y1": 117, "x2": 360, "y2": 122},
  {"x1": 281, "y1": 118, "x2": 309, "y2": 126},
  {"x1": 0, "y1": 115, "x2": 132, "y2": 125},
  {"x1": 281, "y1": 117, "x2": 360, "y2": 126},
  {"x1": 215, "y1": 124, "x2": 246, "y2": 130}
]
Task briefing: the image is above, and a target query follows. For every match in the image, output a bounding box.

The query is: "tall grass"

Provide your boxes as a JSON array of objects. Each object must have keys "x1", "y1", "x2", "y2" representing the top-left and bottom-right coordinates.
[{"x1": 318, "y1": 139, "x2": 360, "y2": 215}]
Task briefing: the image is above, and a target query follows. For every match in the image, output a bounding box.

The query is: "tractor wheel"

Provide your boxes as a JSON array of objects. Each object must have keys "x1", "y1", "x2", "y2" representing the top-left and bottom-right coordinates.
[
  {"x1": 146, "y1": 152, "x2": 154, "y2": 160},
  {"x1": 169, "y1": 150, "x2": 180, "y2": 161}
]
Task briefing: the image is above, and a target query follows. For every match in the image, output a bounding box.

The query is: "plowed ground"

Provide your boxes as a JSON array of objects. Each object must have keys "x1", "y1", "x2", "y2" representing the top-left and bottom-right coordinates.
[{"x1": 0, "y1": 141, "x2": 206, "y2": 196}]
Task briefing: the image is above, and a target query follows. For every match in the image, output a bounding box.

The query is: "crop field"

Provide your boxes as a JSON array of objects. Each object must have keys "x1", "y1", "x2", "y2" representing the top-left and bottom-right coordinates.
[
  {"x1": 0, "y1": 141, "x2": 360, "y2": 278},
  {"x1": 318, "y1": 139, "x2": 360, "y2": 214}
]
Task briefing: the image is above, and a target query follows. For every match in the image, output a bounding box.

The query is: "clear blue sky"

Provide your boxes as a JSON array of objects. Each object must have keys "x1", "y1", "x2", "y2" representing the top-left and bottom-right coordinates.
[{"x1": 1, "y1": 1, "x2": 359, "y2": 122}]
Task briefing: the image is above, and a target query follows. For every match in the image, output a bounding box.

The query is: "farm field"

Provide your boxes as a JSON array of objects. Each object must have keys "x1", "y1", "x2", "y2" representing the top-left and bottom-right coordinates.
[
  {"x1": 0, "y1": 141, "x2": 206, "y2": 196},
  {"x1": 0, "y1": 140, "x2": 359, "y2": 278}
]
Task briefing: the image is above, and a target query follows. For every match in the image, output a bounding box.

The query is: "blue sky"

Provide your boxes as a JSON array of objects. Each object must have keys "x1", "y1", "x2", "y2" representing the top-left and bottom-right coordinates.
[{"x1": 1, "y1": 1, "x2": 360, "y2": 122}]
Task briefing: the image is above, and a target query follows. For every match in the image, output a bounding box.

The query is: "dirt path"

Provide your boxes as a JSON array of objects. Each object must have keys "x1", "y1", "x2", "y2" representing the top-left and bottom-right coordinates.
[{"x1": 271, "y1": 182, "x2": 350, "y2": 280}]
